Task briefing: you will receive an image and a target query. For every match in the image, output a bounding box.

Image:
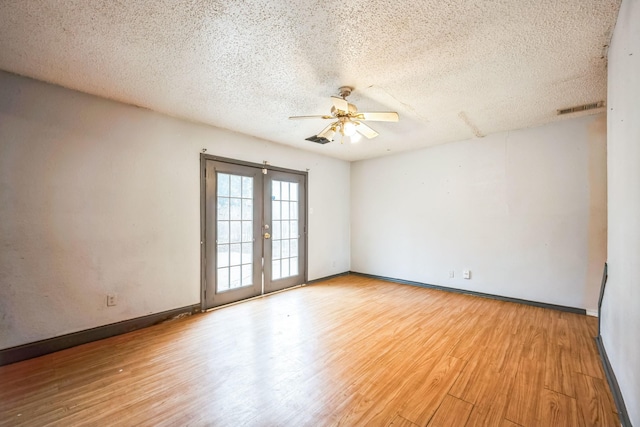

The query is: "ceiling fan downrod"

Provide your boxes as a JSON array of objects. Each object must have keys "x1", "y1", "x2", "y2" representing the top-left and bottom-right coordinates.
[{"x1": 338, "y1": 86, "x2": 352, "y2": 100}]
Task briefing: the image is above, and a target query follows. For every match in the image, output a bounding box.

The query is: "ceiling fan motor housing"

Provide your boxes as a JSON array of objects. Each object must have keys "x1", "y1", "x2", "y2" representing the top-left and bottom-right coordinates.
[{"x1": 338, "y1": 86, "x2": 353, "y2": 99}]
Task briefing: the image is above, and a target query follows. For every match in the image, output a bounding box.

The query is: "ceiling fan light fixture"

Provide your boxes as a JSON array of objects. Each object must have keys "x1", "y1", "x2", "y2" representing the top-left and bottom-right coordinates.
[
  {"x1": 342, "y1": 121, "x2": 357, "y2": 136},
  {"x1": 290, "y1": 87, "x2": 398, "y2": 144}
]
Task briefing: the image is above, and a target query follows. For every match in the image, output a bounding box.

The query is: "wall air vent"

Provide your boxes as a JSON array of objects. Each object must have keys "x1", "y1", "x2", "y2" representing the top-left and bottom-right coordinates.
[{"x1": 557, "y1": 101, "x2": 604, "y2": 115}]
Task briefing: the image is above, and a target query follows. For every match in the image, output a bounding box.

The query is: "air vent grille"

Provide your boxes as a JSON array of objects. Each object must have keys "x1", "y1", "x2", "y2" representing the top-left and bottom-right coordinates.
[
  {"x1": 305, "y1": 135, "x2": 331, "y2": 144},
  {"x1": 557, "y1": 102, "x2": 604, "y2": 115}
]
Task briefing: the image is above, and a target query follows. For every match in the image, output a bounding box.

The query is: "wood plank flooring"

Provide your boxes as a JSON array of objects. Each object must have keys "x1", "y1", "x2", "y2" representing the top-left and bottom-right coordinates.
[{"x1": 0, "y1": 275, "x2": 619, "y2": 426}]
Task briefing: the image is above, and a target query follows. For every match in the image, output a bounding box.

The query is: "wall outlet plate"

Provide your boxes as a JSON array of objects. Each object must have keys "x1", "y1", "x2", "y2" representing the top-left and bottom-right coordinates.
[
  {"x1": 449, "y1": 270, "x2": 455, "y2": 278},
  {"x1": 463, "y1": 270, "x2": 471, "y2": 279},
  {"x1": 107, "y1": 293, "x2": 118, "y2": 306}
]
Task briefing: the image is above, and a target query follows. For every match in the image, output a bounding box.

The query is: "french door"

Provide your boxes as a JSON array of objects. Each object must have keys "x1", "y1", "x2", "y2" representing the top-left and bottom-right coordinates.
[{"x1": 201, "y1": 156, "x2": 307, "y2": 309}]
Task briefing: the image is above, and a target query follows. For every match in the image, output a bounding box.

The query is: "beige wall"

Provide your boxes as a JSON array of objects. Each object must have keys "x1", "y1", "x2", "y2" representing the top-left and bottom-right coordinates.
[
  {"x1": 351, "y1": 114, "x2": 607, "y2": 310},
  {"x1": 0, "y1": 71, "x2": 351, "y2": 350},
  {"x1": 603, "y1": 0, "x2": 640, "y2": 423}
]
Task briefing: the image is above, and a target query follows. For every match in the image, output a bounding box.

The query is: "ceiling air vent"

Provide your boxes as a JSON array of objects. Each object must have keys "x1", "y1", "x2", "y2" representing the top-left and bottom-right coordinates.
[
  {"x1": 305, "y1": 135, "x2": 331, "y2": 144},
  {"x1": 557, "y1": 101, "x2": 604, "y2": 115}
]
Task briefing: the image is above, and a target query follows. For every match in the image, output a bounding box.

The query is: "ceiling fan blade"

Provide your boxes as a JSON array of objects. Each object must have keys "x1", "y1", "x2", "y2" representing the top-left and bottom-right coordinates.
[
  {"x1": 304, "y1": 123, "x2": 337, "y2": 145},
  {"x1": 331, "y1": 96, "x2": 349, "y2": 113},
  {"x1": 355, "y1": 112, "x2": 399, "y2": 122},
  {"x1": 317, "y1": 123, "x2": 337, "y2": 140},
  {"x1": 355, "y1": 122, "x2": 379, "y2": 139},
  {"x1": 289, "y1": 115, "x2": 333, "y2": 120}
]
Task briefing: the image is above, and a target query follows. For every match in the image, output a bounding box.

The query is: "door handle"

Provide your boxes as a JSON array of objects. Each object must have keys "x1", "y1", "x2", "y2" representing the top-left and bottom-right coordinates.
[{"x1": 264, "y1": 233, "x2": 271, "y2": 239}]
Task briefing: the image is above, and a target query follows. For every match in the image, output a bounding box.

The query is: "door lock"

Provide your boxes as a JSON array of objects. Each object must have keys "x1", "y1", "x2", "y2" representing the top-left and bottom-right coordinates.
[{"x1": 264, "y1": 233, "x2": 271, "y2": 239}]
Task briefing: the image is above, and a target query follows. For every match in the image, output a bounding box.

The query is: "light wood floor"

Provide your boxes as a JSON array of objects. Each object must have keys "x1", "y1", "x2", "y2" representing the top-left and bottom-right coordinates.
[{"x1": 0, "y1": 275, "x2": 619, "y2": 426}]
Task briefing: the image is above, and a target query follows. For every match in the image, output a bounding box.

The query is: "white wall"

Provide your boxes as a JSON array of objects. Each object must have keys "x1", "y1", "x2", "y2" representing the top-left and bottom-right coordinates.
[
  {"x1": 351, "y1": 115, "x2": 607, "y2": 310},
  {"x1": 603, "y1": 0, "x2": 640, "y2": 423},
  {"x1": 0, "y1": 71, "x2": 350, "y2": 350}
]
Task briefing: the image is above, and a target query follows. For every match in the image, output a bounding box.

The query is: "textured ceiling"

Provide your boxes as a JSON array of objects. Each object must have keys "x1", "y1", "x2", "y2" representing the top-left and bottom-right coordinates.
[{"x1": 0, "y1": 0, "x2": 620, "y2": 161}]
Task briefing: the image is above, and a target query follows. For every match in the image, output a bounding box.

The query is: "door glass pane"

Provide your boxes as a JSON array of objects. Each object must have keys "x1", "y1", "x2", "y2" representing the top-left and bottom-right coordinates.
[
  {"x1": 242, "y1": 176, "x2": 253, "y2": 198},
  {"x1": 241, "y1": 243, "x2": 252, "y2": 264},
  {"x1": 242, "y1": 221, "x2": 252, "y2": 242},
  {"x1": 217, "y1": 172, "x2": 254, "y2": 293},
  {"x1": 230, "y1": 198, "x2": 241, "y2": 220},
  {"x1": 271, "y1": 179, "x2": 300, "y2": 281},
  {"x1": 218, "y1": 174, "x2": 230, "y2": 197},
  {"x1": 242, "y1": 199, "x2": 252, "y2": 220},
  {"x1": 230, "y1": 221, "x2": 241, "y2": 243},
  {"x1": 217, "y1": 198, "x2": 229, "y2": 220},
  {"x1": 230, "y1": 175, "x2": 242, "y2": 198},
  {"x1": 217, "y1": 221, "x2": 229, "y2": 244},
  {"x1": 272, "y1": 201, "x2": 281, "y2": 220},
  {"x1": 218, "y1": 268, "x2": 229, "y2": 291},
  {"x1": 272, "y1": 240, "x2": 281, "y2": 259},
  {"x1": 217, "y1": 244, "x2": 229, "y2": 268},
  {"x1": 272, "y1": 220, "x2": 281, "y2": 240},
  {"x1": 230, "y1": 265, "x2": 241, "y2": 289},
  {"x1": 272, "y1": 259, "x2": 281, "y2": 280},
  {"x1": 242, "y1": 264, "x2": 252, "y2": 286},
  {"x1": 230, "y1": 243, "x2": 241, "y2": 266}
]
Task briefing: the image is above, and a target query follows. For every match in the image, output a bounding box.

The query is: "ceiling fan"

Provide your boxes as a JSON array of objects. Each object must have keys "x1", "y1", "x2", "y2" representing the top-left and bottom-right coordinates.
[{"x1": 289, "y1": 87, "x2": 399, "y2": 144}]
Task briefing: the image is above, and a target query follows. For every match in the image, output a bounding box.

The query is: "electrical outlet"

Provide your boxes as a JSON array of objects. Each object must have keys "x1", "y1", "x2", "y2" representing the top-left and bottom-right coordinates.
[
  {"x1": 463, "y1": 270, "x2": 471, "y2": 279},
  {"x1": 449, "y1": 270, "x2": 455, "y2": 278},
  {"x1": 107, "y1": 293, "x2": 118, "y2": 307}
]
